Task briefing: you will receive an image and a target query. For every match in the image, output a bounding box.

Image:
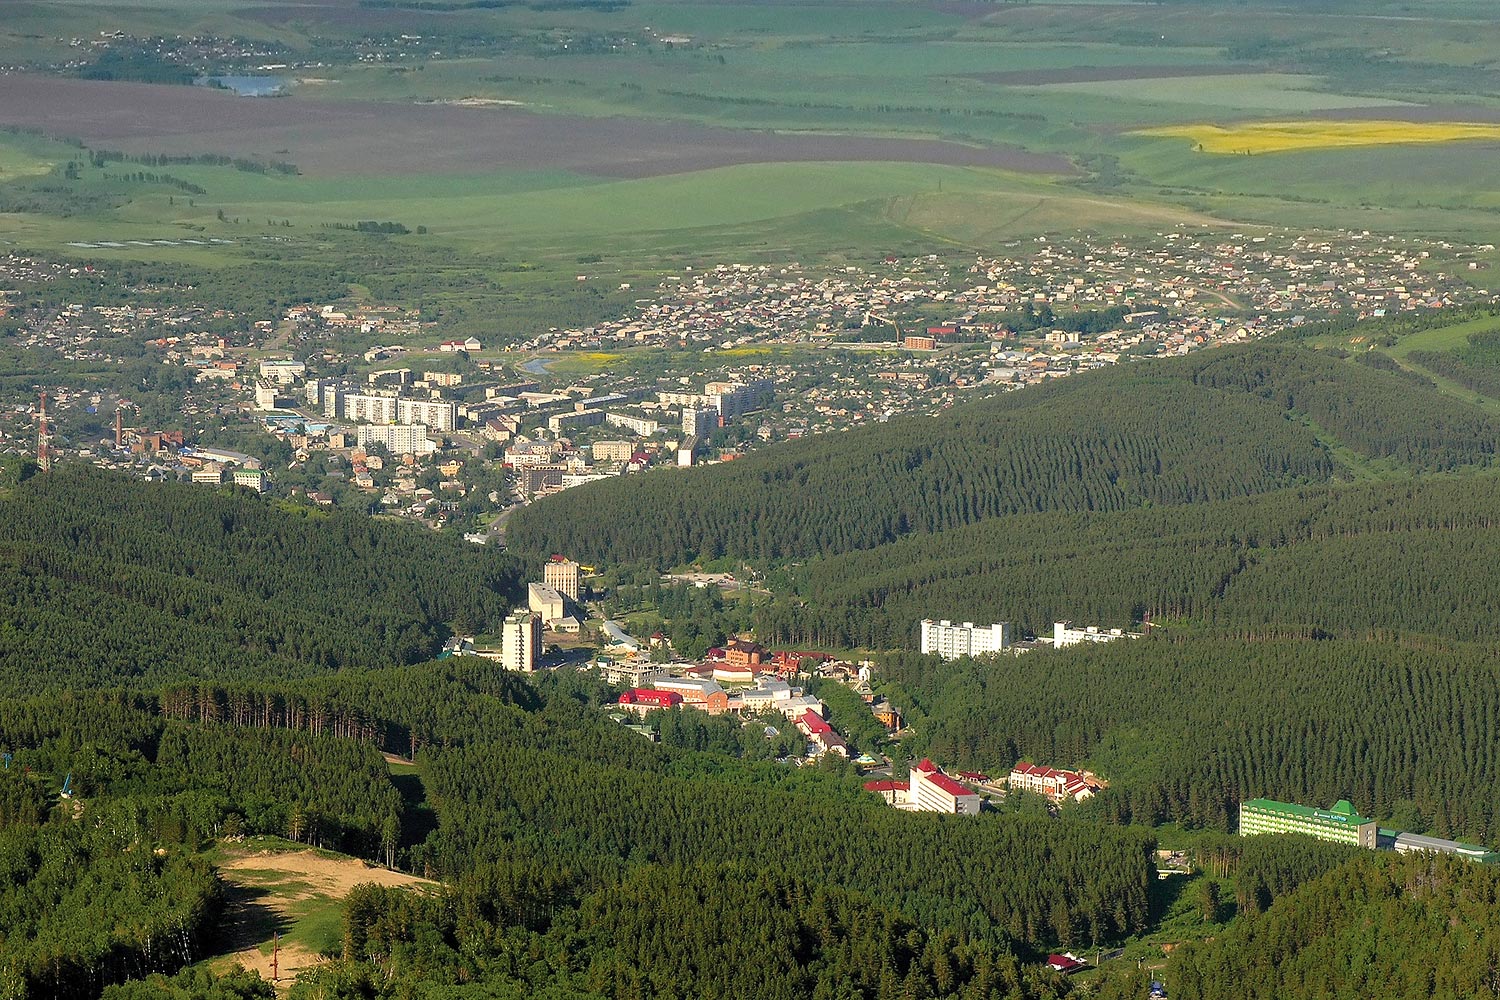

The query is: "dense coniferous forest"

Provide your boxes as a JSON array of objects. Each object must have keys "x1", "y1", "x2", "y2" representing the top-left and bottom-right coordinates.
[
  {"x1": 10, "y1": 326, "x2": 1500, "y2": 998},
  {"x1": 755, "y1": 473, "x2": 1500, "y2": 647},
  {"x1": 0, "y1": 664, "x2": 1155, "y2": 998},
  {"x1": 292, "y1": 864, "x2": 1079, "y2": 1000},
  {"x1": 507, "y1": 345, "x2": 1500, "y2": 567},
  {"x1": 877, "y1": 637, "x2": 1500, "y2": 842},
  {"x1": 0, "y1": 469, "x2": 525, "y2": 690},
  {"x1": 1160, "y1": 852, "x2": 1500, "y2": 1000}
]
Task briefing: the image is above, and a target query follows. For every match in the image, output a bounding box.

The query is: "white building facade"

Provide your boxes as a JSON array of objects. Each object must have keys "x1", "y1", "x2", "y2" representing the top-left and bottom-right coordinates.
[
  {"x1": 500, "y1": 610, "x2": 542, "y2": 673},
  {"x1": 919, "y1": 620, "x2": 1013, "y2": 659}
]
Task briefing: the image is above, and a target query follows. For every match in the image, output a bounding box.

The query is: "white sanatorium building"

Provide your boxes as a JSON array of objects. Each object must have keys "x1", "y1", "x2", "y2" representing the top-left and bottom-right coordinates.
[
  {"x1": 1052, "y1": 621, "x2": 1140, "y2": 647},
  {"x1": 919, "y1": 620, "x2": 1014, "y2": 660},
  {"x1": 910, "y1": 759, "x2": 982, "y2": 814}
]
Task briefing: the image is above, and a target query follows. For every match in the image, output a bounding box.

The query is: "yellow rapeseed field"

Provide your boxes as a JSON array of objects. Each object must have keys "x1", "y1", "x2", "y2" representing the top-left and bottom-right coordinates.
[{"x1": 1136, "y1": 120, "x2": 1500, "y2": 154}]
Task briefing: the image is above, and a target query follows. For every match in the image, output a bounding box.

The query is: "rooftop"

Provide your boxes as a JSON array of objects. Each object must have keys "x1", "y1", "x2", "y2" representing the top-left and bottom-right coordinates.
[{"x1": 1243, "y1": 797, "x2": 1373, "y2": 826}]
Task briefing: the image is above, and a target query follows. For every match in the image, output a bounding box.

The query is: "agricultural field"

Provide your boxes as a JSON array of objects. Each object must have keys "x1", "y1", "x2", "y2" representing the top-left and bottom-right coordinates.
[
  {"x1": 1139, "y1": 120, "x2": 1500, "y2": 155},
  {"x1": 2, "y1": 0, "x2": 1500, "y2": 313}
]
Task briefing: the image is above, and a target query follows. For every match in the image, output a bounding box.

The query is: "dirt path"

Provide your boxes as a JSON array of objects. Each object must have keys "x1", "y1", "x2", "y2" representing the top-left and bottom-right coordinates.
[{"x1": 212, "y1": 848, "x2": 434, "y2": 991}]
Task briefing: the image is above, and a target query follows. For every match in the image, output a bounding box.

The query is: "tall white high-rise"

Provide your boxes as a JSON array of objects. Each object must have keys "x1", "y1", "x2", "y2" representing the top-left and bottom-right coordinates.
[{"x1": 501, "y1": 610, "x2": 542, "y2": 672}]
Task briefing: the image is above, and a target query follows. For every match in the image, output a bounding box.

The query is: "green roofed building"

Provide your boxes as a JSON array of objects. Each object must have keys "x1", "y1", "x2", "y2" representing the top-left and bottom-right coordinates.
[{"x1": 1239, "y1": 797, "x2": 1378, "y2": 849}]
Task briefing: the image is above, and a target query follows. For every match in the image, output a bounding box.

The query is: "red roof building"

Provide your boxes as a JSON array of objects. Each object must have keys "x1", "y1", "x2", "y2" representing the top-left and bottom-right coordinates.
[
  {"x1": 797, "y1": 709, "x2": 849, "y2": 758},
  {"x1": 1008, "y1": 761, "x2": 1100, "y2": 804},
  {"x1": 1046, "y1": 954, "x2": 1088, "y2": 975},
  {"x1": 910, "y1": 758, "x2": 982, "y2": 815},
  {"x1": 617, "y1": 688, "x2": 682, "y2": 712}
]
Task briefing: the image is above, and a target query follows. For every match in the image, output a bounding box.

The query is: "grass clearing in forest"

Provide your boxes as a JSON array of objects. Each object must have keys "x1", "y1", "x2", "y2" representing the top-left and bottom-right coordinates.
[
  {"x1": 1139, "y1": 120, "x2": 1500, "y2": 155},
  {"x1": 206, "y1": 844, "x2": 434, "y2": 990}
]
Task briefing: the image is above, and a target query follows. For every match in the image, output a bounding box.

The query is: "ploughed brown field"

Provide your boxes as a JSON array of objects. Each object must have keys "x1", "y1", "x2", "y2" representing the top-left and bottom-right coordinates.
[{"x1": 0, "y1": 74, "x2": 1074, "y2": 178}]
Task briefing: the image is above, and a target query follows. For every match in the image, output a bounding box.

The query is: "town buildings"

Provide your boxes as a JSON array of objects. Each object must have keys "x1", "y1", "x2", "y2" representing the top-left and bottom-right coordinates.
[
  {"x1": 528, "y1": 583, "x2": 566, "y2": 624},
  {"x1": 919, "y1": 619, "x2": 1014, "y2": 659},
  {"x1": 500, "y1": 610, "x2": 542, "y2": 673},
  {"x1": 615, "y1": 688, "x2": 683, "y2": 716},
  {"x1": 1008, "y1": 762, "x2": 1099, "y2": 804},
  {"x1": 1053, "y1": 621, "x2": 1140, "y2": 647},
  {"x1": 544, "y1": 557, "x2": 582, "y2": 601},
  {"x1": 1239, "y1": 798, "x2": 1378, "y2": 848},
  {"x1": 652, "y1": 677, "x2": 730, "y2": 715},
  {"x1": 797, "y1": 709, "x2": 848, "y2": 757},
  {"x1": 910, "y1": 759, "x2": 982, "y2": 815},
  {"x1": 356, "y1": 423, "x2": 434, "y2": 455}
]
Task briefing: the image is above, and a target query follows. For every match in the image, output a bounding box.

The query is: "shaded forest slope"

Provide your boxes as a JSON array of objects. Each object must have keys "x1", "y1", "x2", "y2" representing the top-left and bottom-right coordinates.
[{"x1": 0, "y1": 468, "x2": 525, "y2": 691}]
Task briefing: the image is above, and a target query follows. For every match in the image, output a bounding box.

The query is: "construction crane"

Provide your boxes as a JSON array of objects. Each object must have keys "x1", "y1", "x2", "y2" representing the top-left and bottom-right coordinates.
[
  {"x1": 59, "y1": 773, "x2": 73, "y2": 799},
  {"x1": 1, "y1": 753, "x2": 10, "y2": 770}
]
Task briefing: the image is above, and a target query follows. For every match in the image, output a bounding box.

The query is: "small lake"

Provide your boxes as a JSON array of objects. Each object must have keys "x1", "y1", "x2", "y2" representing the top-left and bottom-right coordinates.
[
  {"x1": 521, "y1": 357, "x2": 554, "y2": 375},
  {"x1": 197, "y1": 75, "x2": 290, "y2": 97}
]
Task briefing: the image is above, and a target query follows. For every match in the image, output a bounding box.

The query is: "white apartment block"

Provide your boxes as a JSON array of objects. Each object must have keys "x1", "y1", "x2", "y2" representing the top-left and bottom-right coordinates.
[
  {"x1": 356, "y1": 423, "x2": 435, "y2": 455},
  {"x1": 591, "y1": 440, "x2": 636, "y2": 463},
  {"x1": 705, "y1": 378, "x2": 774, "y2": 420},
  {"x1": 605, "y1": 412, "x2": 659, "y2": 436},
  {"x1": 528, "y1": 583, "x2": 566, "y2": 624},
  {"x1": 544, "y1": 558, "x2": 581, "y2": 601},
  {"x1": 500, "y1": 610, "x2": 542, "y2": 673},
  {"x1": 683, "y1": 406, "x2": 718, "y2": 437},
  {"x1": 342, "y1": 394, "x2": 459, "y2": 432},
  {"x1": 910, "y1": 759, "x2": 982, "y2": 815},
  {"x1": 231, "y1": 469, "x2": 267, "y2": 493},
  {"x1": 1053, "y1": 621, "x2": 1139, "y2": 647},
  {"x1": 919, "y1": 619, "x2": 1013, "y2": 660},
  {"x1": 253, "y1": 379, "x2": 280, "y2": 411},
  {"x1": 399, "y1": 398, "x2": 459, "y2": 432}
]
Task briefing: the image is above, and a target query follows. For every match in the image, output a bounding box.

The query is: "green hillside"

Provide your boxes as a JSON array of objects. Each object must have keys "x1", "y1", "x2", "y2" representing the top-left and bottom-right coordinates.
[
  {"x1": 758, "y1": 473, "x2": 1500, "y2": 648},
  {"x1": 879, "y1": 634, "x2": 1500, "y2": 843},
  {"x1": 1160, "y1": 852, "x2": 1500, "y2": 1000},
  {"x1": 0, "y1": 468, "x2": 525, "y2": 692},
  {"x1": 507, "y1": 343, "x2": 1500, "y2": 567}
]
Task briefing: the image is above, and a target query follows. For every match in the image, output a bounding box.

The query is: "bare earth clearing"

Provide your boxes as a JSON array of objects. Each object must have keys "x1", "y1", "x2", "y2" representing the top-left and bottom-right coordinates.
[
  {"x1": 0, "y1": 75, "x2": 1074, "y2": 178},
  {"x1": 213, "y1": 848, "x2": 433, "y2": 990}
]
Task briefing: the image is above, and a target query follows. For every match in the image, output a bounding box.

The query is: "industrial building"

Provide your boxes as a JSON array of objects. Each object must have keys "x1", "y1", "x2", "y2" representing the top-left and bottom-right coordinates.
[
  {"x1": 1393, "y1": 832, "x2": 1497, "y2": 863},
  {"x1": 919, "y1": 619, "x2": 1013, "y2": 659},
  {"x1": 1239, "y1": 798, "x2": 1378, "y2": 848}
]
